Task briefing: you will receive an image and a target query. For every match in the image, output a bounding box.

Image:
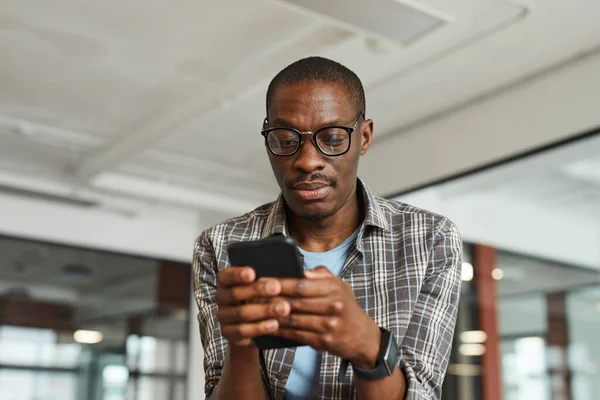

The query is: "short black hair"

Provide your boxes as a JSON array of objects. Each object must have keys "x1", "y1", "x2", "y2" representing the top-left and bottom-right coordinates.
[{"x1": 266, "y1": 56, "x2": 366, "y2": 118}]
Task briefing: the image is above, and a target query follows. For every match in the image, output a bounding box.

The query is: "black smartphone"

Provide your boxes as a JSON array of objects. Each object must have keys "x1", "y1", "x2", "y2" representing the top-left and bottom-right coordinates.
[{"x1": 227, "y1": 235, "x2": 306, "y2": 350}]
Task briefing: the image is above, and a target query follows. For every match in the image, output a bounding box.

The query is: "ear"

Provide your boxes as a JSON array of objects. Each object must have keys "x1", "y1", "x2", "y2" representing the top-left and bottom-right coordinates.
[{"x1": 359, "y1": 118, "x2": 374, "y2": 155}]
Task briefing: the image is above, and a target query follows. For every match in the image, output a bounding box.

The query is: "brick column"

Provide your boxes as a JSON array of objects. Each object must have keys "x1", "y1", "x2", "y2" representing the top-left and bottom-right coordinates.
[{"x1": 473, "y1": 244, "x2": 502, "y2": 400}]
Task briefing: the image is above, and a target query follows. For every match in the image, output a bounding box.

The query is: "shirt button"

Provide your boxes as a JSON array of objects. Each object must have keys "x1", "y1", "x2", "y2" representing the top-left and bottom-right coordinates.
[{"x1": 276, "y1": 372, "x2": 286, "y2": 380}]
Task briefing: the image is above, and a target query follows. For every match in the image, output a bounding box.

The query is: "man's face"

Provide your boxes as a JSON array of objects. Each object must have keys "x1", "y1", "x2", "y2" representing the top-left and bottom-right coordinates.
[{"x1": 265, "y1": 81, "x2": 373, "y2": 220}]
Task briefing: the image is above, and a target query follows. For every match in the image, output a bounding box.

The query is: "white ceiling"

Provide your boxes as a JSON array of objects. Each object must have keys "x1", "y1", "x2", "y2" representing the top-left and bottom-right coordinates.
[{"x1": 1, "y1": 0, "x2": 599, "y2": 221}]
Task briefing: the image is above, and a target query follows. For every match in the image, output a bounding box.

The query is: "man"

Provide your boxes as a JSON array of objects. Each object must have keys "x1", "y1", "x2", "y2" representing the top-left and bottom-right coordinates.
[{"x1": 193, "y1": 56, "x2": 462, "y2": 400}]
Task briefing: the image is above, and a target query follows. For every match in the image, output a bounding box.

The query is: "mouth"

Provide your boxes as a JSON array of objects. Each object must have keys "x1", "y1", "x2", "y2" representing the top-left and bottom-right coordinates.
[{"x1": 291, "y1": 182, "x2": 332, "y2": 201}]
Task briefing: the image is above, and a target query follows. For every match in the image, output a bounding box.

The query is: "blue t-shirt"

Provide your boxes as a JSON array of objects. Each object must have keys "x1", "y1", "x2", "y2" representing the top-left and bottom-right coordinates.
[{"x1": 284, "y1": 230, "x2": 359, "y2": 400}]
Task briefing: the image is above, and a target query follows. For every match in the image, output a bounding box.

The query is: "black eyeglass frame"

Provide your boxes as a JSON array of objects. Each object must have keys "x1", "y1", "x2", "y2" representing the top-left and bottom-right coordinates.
[{"x1": 261, "y1": 112, "x2": 365, "y2": 157}]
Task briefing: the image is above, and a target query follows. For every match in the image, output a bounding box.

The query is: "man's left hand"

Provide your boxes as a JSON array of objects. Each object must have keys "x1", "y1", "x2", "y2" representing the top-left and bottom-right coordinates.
[{"x1": 274, "y1": 266, "x2": 382, "y2": 369}]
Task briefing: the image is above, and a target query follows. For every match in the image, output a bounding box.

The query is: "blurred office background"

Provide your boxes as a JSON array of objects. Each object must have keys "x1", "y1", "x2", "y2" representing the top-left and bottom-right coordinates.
[{"x1": 0, "y1": 1, "x2": 598, "y2": 399}]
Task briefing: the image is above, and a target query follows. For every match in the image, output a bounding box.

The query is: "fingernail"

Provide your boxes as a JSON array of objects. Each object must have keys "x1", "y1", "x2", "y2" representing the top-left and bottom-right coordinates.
[
  {"x1": 241, "y1": 269, "x2": 252, "y2": 281},
  {"x1": 275, "y1": 302, "x2": 289, "y2": 316},
  {"x1": 265, "y1": 320, "x2": 278, "y2": 330},
  {"x1": 264, "y1": 280, "x2": 278, "y2": 294}
]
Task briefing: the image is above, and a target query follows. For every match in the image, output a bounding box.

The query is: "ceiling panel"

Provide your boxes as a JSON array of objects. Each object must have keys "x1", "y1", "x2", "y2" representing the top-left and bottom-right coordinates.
[{"x1": 0, "y1": 0, "x2": 315, "y2": 139}]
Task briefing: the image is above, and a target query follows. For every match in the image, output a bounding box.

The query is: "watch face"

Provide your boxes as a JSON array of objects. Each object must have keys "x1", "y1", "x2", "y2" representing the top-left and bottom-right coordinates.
[{"x1": 381, "y1": 329, "x2": 398, "y2": 376}]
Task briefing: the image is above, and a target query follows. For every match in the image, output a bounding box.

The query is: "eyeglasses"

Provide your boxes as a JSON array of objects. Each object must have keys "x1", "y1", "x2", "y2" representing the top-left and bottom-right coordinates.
[{"x1": 261, "y1": 112, "x2": 364, "y2": 157}]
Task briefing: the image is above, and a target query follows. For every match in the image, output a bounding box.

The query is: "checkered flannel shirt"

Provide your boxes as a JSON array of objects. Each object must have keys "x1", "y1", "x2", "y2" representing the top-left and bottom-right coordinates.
[{"x1": 193, "y1": 179, "x2": 463, "y2": 400}]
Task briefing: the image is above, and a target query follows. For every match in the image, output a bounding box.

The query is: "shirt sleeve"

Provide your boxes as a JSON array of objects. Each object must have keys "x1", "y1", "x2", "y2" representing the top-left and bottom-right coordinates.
[
  {"x1": 400, "y1": 218, "x2": 463, "y2": 400},
  {"x1": 192, "y1": 231, "x2": 227, "y2": 399}
]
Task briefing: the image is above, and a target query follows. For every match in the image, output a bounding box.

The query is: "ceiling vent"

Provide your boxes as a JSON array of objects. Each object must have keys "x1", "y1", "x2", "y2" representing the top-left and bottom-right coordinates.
[{"x1": 274, "y1": 0, "x2": 450, "y2": 45}]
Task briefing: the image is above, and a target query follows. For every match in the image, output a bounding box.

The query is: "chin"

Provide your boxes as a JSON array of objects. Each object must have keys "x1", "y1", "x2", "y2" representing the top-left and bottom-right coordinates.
[
  {"x1": 298, "y1": 212, "x2": 333, "y2": 221},
  {"x1": 294, "y1": 204, "x2": 336, "y2": 221}
]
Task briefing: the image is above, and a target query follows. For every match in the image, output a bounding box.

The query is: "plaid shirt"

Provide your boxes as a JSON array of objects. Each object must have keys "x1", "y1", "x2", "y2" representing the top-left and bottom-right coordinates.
[{"x1": 193, "y1": 180, "x2": 462, "y2": 400}]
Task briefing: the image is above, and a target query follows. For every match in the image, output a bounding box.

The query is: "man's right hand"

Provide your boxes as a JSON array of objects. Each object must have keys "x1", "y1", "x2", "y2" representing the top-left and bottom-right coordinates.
[{"x1": 215, "y1": 266, "x2": 291, "y2": 347}]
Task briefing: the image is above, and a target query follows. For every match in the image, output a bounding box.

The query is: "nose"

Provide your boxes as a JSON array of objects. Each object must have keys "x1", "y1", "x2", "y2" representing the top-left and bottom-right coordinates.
[{"x1": 292, "y1": 137, "x2": 326, "y2": 174}]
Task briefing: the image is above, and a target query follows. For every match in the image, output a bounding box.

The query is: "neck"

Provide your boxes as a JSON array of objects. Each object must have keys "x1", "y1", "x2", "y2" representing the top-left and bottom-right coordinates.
[{"x1": 288, "y1": 187, "x2": 363, "y2": 253}]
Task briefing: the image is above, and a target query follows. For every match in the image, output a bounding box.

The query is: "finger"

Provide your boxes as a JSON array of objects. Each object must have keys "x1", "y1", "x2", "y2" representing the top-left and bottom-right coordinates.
[
  {"x1": 217, "y1": 301, "x2": 291, "y2": 325},
  {"x1": 278, "y1": 314, "x2": 339, "y2": 333},
  {"x1": 217, "y1": 266, "x2": 255, "y2": 288},
  {"x1": 278, "y1": 277, "x2": 340, "y2": 297},
  {"x1": 216, "y1": 278, "x2": 282, "y2": 306},
  {"x1": 268, "y1": 296, "x2": 343, "y2": 315},
  {"x1": 221, "y1": 319, "x2": 279, "y2": 343},
  {"x1": 304, "y1": 266, "x2": 334, "y2": 279},
  {"x1": 276, "y1": 328, "x2": 331, "y2": 352},
  {"x1": 231, "y1": 338, "x2": 253, "y2": 347}
]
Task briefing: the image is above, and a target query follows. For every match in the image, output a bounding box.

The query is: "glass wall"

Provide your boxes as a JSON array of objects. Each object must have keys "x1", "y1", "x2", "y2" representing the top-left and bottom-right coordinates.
[
  {"x1": 397, "y1": 133, "x2": 600, "y2": 400},
  {"x1": 442, "y1": 244, "x2": 484, "y2": 400},
  {"x1": 0, "y1": 236, "x2": 190, "y2": 400},
  {"x1": 495, "y1": 251, "x2": 600, "y2": 400},
  {"x1": 567, "y1": 286, "x2": 600, "y2": 400}
]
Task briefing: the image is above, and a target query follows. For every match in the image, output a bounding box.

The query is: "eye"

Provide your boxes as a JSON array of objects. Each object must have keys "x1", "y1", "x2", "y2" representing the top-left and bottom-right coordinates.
[
  {"x1": 266, "y1": 130, "x2": 300, "y2": 154},
  {"x1": 316, "y1": 128, "x2": 349, "y2": 152}
]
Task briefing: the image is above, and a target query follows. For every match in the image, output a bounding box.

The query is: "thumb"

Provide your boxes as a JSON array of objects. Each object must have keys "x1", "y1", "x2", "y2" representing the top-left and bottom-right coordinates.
[{"x1": 304, "y1": 266, "x2": 333, "y2": 279}]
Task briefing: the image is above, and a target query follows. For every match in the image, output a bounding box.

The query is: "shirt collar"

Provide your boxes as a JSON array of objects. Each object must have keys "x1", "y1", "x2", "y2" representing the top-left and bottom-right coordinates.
[{"x1": 262, "y1": 178, "x2": 389, "y2": 239}]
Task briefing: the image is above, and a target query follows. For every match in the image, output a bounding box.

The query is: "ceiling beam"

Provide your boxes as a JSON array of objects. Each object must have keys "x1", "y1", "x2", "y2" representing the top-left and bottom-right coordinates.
[{"x1": 0, "y1": 165, "x2": 261, "y2": 216}]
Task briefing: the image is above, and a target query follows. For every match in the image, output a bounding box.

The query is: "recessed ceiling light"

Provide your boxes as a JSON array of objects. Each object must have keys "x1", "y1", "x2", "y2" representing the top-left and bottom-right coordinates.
[
  {"x1": 461, "y1": 262, "x2": 474, "y2": 282},
  {"x1": 459, "y1": 344, "x2": 486, "y2": 357},
  {"x1": 492, "y1": 268, "x2": 504, "y2": 280},
  {"x1": 460, "y1": 330, "x2": 487, "y2": 344},
  {"x1": 73, "y1": 330, "x2": 103, "y2": 344}
]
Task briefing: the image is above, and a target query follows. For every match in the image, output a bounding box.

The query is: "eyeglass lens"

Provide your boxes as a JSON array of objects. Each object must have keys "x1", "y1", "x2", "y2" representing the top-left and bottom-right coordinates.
[{"x1": 266, "y1": 128, "x2": 350, "y2": 156}]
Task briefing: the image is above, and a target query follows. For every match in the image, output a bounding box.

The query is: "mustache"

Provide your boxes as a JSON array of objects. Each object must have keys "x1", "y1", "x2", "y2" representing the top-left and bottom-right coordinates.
[{"x1": 285, "y1": 173, "x2": 337, "y2": 189}]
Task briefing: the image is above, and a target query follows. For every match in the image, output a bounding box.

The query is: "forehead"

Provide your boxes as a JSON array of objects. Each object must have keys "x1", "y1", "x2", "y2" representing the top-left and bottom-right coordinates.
[{"x1": 268, "y1": 81, "x2": 355, "y2": 127}]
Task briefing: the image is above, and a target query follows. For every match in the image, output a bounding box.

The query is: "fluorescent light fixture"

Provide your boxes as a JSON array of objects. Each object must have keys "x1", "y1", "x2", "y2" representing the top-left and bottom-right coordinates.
[
  {"x1": 518, "y1": 337, "x2": 545, "y2": 347},
  {"x1": 274, "y1": 0, "x2": 449, "y2": 46},
  {"x1": 460, "y1": 330, "x2": 487, "y2": 344},
  {"x1": 91, "y1": 172, "x2": 259, "y2": 214},
  {"x1": 596, "y1": 302, "x2": 600, "y2": 312},
  {"x1": 73, "y1": 330, "x2": 103, "y2": 344},
  {"x1": 492, "y1": 268, "x2": 504, "y2": 280},
  {"x1": 459, "y1": 343, "x2": 486, "y2": 357},
  {"x1": 447, "y1": 363, "x2": 481, "y2": 376},
  {"x1": 562, "y1": 159, "x2": 600, "y2": 186},
  {"x1": 461, "y1": 262, "x2": 474, "y2": 282}
]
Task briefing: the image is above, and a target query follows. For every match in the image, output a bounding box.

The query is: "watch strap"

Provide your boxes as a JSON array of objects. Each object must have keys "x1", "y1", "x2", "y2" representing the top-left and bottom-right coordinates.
[{"x1": 351, "y1": 327, "x2": 399, "y2": 381}]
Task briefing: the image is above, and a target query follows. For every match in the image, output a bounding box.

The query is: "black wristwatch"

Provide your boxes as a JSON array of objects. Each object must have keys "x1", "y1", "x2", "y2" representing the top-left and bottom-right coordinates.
[{"x1": 338, "y1": 327, "x2": 399, "y2": 383}]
